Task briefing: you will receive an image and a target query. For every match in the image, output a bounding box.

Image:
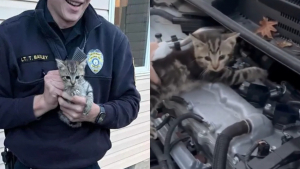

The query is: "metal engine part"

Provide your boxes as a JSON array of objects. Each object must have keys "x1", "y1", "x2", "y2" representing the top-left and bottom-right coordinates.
[{"x1": 153, "y1": 83, "x2": 300, "y2": 169}]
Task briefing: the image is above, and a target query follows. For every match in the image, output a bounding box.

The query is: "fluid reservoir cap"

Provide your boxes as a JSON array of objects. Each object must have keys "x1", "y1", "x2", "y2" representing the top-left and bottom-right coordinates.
[{"x1": 257, "y1": 141, "x2": 270, "y2": 158}]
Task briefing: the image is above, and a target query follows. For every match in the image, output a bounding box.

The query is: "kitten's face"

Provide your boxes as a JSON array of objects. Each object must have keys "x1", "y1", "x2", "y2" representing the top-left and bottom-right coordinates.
[
  {"x1": 190, "y1": 32, "x2": 240, "y2": 72},
  {"x1": 56, "y1": 59, "x2": 87, "y2": 87}
]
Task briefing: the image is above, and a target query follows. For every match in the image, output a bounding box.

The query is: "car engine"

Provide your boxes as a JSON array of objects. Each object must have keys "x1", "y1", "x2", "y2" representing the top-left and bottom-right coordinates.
[
  {"x1": 150, "y1": 1, "x2": 300, "y2": 169},
  {"x1": 153, "y1": 80, "x2": 300, "y2": 169}
]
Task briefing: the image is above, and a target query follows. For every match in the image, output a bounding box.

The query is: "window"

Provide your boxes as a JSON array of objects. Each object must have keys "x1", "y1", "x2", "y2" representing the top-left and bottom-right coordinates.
[{"x1": 110, "y1": 0, "x2": 150, "y2": 74}]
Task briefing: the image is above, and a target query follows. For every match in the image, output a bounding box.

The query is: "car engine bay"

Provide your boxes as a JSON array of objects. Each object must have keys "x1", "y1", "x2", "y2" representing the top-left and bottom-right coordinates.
[{"x1": 150, "y1": 0, "x2": 300, "y2": 169}]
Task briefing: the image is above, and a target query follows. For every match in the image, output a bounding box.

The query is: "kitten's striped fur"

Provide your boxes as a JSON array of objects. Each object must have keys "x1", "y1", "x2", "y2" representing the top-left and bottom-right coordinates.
[
  {"x1": 56, "y1": 59, "x2": 94, "y2": 128},
  {"x1": 150, "y1": 31, "x2": 267, "y2": 135}
]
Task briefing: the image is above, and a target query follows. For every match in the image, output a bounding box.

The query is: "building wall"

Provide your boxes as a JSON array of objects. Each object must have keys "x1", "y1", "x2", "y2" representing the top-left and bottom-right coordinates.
[
  {"x1": 122, "y1": 0, "x2": 149, "y2": 67},
  {"x1": 0, "y1": 1, "x2": 150, "y2": 169}
]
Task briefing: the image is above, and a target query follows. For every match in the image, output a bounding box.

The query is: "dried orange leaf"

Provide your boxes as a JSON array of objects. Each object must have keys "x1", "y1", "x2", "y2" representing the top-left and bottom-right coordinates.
[
  {"x1": 276, "y1": 40, "x2": 293, "y2": 48},
  {"x1": 255, "y1": 17, "x2": 278, "y2": 39}
]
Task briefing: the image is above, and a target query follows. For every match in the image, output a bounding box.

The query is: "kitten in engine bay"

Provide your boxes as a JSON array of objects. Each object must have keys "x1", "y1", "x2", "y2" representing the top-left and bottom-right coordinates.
[
  {"x1": 56, "y1": 58, "x2": 94, "y2": 128},
  {"x1": 150, "y1": 31, "x2": 268, "y2": 139}
]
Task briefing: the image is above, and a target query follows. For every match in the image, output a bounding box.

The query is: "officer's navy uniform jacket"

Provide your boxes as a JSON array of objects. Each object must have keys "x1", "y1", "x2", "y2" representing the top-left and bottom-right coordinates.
[{"x1": 0, "y1": 0, "x2": 141, "y2": 168}]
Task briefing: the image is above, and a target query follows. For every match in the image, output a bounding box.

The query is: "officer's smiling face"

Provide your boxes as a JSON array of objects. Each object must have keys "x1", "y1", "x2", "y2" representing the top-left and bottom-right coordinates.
[{"x1": 47, "y1": 0, "x2": 91, "y2": 28}]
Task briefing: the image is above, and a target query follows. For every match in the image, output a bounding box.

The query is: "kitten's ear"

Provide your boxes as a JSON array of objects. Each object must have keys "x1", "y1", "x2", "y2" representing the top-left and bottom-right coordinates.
[
  {"x1": 79, "y1": 58, "x2": 87, "y2": 68},
  {"x1": 222, "y1": 32, "x2": 240, "y2": 46},
  {"x1": 189, "y1": 33, "x2": 206, "y2": 49},
  {"x1": 55, "y1": 59, "x2": 65, "y2": 69},
  {"x1": 220, "y1": 32, "x2": 240, "y2": 54}
]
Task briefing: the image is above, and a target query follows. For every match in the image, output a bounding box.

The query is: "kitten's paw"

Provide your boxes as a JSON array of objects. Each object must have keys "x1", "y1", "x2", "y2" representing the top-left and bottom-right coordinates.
[
  {"x1": 246, "y1": 67, "x2": 268, "y2": 82},
  {"x1": 83, "y1": 106, "x2": 91, "y2": 116},
  {"x1": 255, "y1": 67, "x2": 268, "y2": 80},
  {"x1": 83, "y1": 111, "x2": 88, "y2": 116},
  {"x1": 83, "y1": 99, "x2": 93, "y2": 116}
]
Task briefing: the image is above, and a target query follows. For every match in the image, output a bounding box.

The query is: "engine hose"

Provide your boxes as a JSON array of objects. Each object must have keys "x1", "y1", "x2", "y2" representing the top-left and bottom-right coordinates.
[
  {"x1": 170, "y1": 136, "x2": 190, "y2": 151},
  {"x1": 169, "y1": 96, "x2": 190, "y2": 107},
  {"x1": 156, "y1": 116, "x2": 172, "y2": 130},
  {"x1": 150, "y1": 139, "x2": 169, "y2": 169},
  {"x1": 212, "y1": 120, "x2": 252, "y2": 169},
  {"x1": 163, "y1": 112, "x2": 204, "y2": 169}
]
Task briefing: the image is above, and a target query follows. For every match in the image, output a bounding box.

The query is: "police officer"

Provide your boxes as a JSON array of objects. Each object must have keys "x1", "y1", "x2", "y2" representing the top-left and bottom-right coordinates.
[{"x1": 0, "y1": 0, "x2": 141, "y2": 168}]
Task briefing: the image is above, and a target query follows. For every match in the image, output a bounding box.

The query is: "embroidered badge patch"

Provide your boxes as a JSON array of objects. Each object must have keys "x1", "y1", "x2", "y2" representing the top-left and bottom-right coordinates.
[{"x1": 87, "y1": 49, "x2": 104, "y2": 74}]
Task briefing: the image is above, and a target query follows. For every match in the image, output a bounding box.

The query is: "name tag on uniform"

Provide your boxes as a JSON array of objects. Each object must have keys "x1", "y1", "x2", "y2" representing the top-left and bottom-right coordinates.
[{"x1": 18, "y1": 54, "x2": 54, "y2": 63}]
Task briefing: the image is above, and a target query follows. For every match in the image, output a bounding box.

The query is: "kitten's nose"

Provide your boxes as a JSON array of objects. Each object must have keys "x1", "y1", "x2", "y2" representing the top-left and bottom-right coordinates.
[
  {"x1": 212, "y1": 62, "x2": 219, "y2": 70},
  {"x1": 212, "y1": 66, "x2": 218, "y2": 70}
]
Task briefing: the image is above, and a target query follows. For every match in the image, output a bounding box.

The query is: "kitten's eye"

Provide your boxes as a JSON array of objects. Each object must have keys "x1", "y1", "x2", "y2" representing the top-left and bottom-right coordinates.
[
  {"x1": 66, "y1": 76, "x2": 71, "y2": 80},
  {"x1": 75, "y1": 76, "x2": 80, "y2": 79},
  {"x1": 205, "y1": 57, "x2": 211, "y2": 61},
  {"x1": 219, "y1": 55, "x2": 225, "y2": 60}
]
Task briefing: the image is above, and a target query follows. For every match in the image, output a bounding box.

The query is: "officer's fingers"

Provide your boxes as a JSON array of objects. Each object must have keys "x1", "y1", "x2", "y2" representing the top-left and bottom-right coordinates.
[
  {"x1": 47, "y1": 70, "x2": 59, "y2": 75},
  {"x1": 61, "y1": 107, "x2": 81, "y2": 121},
  {"x1": 45, "y1": 72, "x2": 63, "y2": 82},
  {"x1": 61, "y1": 92, "x2": 72, "y2": 101},
  {"x1": 71, "y1": 96, "x2": 86, "y2": 106},
  {"x1": 51, "y1": 77, "x2": 64, "y2": 83},
  {"x1": 51, "y1": 81, "x2": 65, "y2": 90},
  {"x1": 72, "y1": 104, "x2": 84, "y2": 113},
  {"x1": 46, "y1": 84, "x2": 62, "y2": 97},
  {"x1": 46, "y1": 75, "x2": 63, "y2": 83},
  {"x1": 58, "y1": 97, "x2": 71, "y2": 108},
  {"x1": 59, "y1": 97, "x2": 82, "y2": 113},
  {"x1": 48, "y1": 84, "x2": 63, "y2": 95},
  {"x1": 61, "y1": 108, "x2": 78, "y2": 122},
  {"x1": 44, "y1": 75, "x2": 63, "y2": 86},
  {"x1": 55, "y1": 89, "x2": 63, "y2": 97},
  {"x1": 60, "y1": 107, "x2": 71, "y2": 116}
]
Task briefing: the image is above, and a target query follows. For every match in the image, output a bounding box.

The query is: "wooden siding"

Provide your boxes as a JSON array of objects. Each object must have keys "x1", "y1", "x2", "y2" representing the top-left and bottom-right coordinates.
[{"x1": 0, "y1": 1, "x2": 150, "y2": 169}]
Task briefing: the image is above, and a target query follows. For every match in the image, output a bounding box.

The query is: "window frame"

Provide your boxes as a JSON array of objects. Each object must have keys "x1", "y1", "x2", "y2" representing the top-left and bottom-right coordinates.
[{"x1": 108, "y1": 0, "x2": 150, "y2": 75}]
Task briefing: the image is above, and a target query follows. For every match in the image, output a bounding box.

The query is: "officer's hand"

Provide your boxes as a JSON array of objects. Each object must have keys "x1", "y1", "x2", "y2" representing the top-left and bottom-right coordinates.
[
  {"x1": 58, "y1": 92, "x2": 99, "y2": 123},
  {"x1": 33, "y1": 70, "x2": 64, "y2": 117},
  {"x1": 43, "y1": 70, "x2": 64, "y2": 110}
]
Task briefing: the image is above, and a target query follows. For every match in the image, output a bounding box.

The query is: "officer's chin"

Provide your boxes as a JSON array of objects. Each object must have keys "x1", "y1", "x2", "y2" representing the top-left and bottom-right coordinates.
[
  {"x1": 62, "y1": 8, "x2": 84, "y2": 23},
  {"x1": 62, "y1": 13, "x2": 82, "y2": 23}
]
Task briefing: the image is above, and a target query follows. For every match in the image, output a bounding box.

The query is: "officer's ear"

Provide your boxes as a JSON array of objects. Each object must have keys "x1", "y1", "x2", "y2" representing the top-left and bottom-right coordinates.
[
  {"x1": 56, "y1": 59, "x2": 65, "y2": 69},
  {"x1": 79, "y1": 58, "x2": 87, "y2": 68}
]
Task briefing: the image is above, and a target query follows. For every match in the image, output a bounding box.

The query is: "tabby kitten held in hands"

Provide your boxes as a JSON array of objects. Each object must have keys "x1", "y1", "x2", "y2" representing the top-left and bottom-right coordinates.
[
  {"x1": 150, "y1": 31, "x2": 268, "y2": 114},
  {"x1": 56, "y1": 59, "x2": 94, "y2": 128}
]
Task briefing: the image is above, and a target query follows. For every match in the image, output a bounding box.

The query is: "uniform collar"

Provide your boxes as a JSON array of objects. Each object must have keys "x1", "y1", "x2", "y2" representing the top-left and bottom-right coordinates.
[{"x1": 36, "y1": 0, "x2": 102, "y2": 34}]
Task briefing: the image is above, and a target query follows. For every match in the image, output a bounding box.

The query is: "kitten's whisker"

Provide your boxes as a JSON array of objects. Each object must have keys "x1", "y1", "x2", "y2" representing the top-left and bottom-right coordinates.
[
  {"x1": 203, "y1": 68, "x2": 208, "y2": 74},
  {"x1": 187, "y1": 58, "x2": 197, "y2": 66}
]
